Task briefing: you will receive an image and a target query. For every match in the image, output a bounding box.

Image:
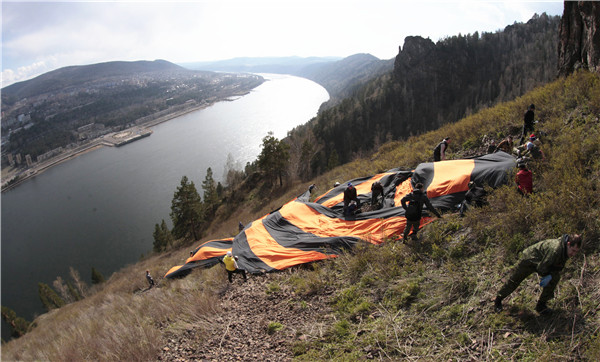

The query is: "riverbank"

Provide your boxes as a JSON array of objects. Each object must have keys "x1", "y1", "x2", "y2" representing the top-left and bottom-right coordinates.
[{"x1": 0, "y1": 94, "x2": 247, "y2": 193}]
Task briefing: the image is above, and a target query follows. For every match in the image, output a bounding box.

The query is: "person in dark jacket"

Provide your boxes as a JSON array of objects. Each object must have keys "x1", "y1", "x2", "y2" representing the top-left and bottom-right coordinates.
[
  {"x1": 459, "y1": 181, "x2": 487, "y2": 217},
  {"x1": 343, "y1": 183, "x2": 361, "y2": 216},
  {"x1": 433, "y1": 138, "x2": 451, "y2": 161},
  {"x1": 520, "y1": 104, "x2": 536, "y2": 144},
  {"x1": 370, "y1": 181, "x2": 384, "y2": 209},
  {"x1": 494, "y1": 234, "x2": 582, "y2": 314},
  {"x1": 401, "y1": 183, "x2": 442, "y2": 241}
]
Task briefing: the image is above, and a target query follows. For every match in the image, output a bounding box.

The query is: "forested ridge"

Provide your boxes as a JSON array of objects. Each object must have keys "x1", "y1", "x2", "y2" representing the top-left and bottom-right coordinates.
[{"x1": 288, "y1": 13, "x2": 560, "y2": 177}]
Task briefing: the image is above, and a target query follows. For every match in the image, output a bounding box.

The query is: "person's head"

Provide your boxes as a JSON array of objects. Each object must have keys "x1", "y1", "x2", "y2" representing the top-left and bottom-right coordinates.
[
  {"x1": 567, "y1": 234, "x2": 582, "y2": 257},
  {"x1": 414, "y1": 182, "x2": 424, "y2": 190},
  {"x1": 146, "y1": 270, "x2": 149, "y2": 274},
  {"x1": 518, "y1": 162, "x2": 527, "y2": 170},
  {"x1": 226, "y1": 251, "x2": 232, "y2": 257},
  {"x1": 529, "y1": 134, "x2": 536, "y2": 141},
  {"x1": 507, "y1": 135, "x2": 513, "y2": 141},
  {"x1": 444, "y1": 137, "x2": 451, "y2": 143},
  {"x1": 468, "y1": 181, "x2": 475, "y2": 189},
  {"x1": 528, "y1": 104, "x2": 535, "y2": 110},
  {"x1": 347, "y1": 182, "x2": 353, "y2": 189}
]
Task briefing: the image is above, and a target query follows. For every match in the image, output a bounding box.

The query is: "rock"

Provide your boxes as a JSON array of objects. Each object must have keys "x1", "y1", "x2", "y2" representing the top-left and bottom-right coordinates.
[{"x1": 558, "y1": 2, "x2": 600, "y2": 76}]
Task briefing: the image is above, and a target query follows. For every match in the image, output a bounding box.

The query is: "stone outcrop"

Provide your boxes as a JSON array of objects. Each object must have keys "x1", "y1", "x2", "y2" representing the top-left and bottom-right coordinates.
[{"x1": 558, "y1": 2, "x2": 600, "y2": 76}]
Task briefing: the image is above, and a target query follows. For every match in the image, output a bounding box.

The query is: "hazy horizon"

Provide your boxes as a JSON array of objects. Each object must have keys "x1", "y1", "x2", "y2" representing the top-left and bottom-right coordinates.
[{"x1": 2, "y1": 0, "x2": 564, "y2": 87}]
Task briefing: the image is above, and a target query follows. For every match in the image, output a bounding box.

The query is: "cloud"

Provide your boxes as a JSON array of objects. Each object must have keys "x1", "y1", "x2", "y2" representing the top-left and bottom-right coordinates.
[
  {"x1": 1, "y1": 0, "x2": 565, "y2": 87},
  {"x1": 1, "y1": 61, "x2": 51, "y2": 87}
]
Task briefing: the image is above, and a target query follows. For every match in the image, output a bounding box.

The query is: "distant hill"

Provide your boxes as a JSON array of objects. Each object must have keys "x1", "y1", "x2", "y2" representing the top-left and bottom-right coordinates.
[
  {"x1": 181, "y1": 55, "x2": 394, "y2": 104},
  {"x1": 296, "y1": 54, "x2": 394, "y2": 108},
  {"x1": 1, "y1": 59, "x2": 264, "y2": 160},
  {"x1": 2, "y1": 60, "x2": 201, "y2": 100},
  {"x1": 285, "y1": 13, "x2": 563, "y2": 175},
  {"x1": 180, "y1": 56, "x2": 342, "y2": 75}
]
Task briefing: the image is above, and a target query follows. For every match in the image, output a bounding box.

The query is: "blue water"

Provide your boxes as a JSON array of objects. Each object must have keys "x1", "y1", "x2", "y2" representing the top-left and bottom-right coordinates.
[{"x1": 1, "y1": 74, "x2": 328, "y2": 338}]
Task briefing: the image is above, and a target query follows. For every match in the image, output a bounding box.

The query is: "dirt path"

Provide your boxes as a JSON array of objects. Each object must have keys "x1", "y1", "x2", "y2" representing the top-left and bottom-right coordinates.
[{"x1": 158, "y1": 272, "x2": 333, "y2": 361}]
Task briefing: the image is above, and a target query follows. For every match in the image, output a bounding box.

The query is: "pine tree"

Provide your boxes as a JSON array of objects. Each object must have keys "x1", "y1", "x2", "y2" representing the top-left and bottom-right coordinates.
[
  {"x1": 257, "y1": 132, "x2": 290, "y2": 186},
  {"x1": 202, "y1": 167, "x2": 219, "y2": 216},
  {"x1": 1, "y1": 306, "x2": 30, "y2": 338},
  {"x1": 153, "y1": 222, "x2": 165, "y2": 252},
  {"x1": 91, "y1": 267, "x2": 105, "y2": 284},
  {"x1": 170, "y1": 176, "x2": 204, "y2": 240},
  {"x1": 153, "y1": 219, "x2": 173, "y2": 252},
  {"x1": 66, "y1": 280, "x2": 82, "y2": 301},
  {"x1": 38, "y1": 283, "x2": 65, "y2": 311}
]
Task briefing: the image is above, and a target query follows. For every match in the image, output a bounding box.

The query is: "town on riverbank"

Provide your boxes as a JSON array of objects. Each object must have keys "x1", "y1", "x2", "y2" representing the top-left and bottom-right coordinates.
[{"x1": 1, "y1": 98, "x2": 233, "y2": 192}]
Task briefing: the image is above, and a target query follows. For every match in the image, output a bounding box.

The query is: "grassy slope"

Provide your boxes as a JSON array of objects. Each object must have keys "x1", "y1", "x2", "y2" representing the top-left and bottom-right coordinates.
[{"x1": 2, "y1": 71, "x2": 599, "y2": 360}]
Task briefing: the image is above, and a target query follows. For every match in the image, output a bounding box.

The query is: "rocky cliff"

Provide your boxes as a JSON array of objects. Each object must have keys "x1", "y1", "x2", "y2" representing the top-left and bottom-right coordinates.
[{"x1": 558, "y1": 1, "x2": 600, "y2": 76}]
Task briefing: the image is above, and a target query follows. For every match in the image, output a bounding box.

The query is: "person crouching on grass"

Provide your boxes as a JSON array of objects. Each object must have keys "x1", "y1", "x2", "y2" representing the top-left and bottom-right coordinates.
[
  {"x1": 223, "y1": 250, "x2": 247, "y2": 283},
  {"x1": 494, "y1": 234, "x2": 582, "y2": 315}
]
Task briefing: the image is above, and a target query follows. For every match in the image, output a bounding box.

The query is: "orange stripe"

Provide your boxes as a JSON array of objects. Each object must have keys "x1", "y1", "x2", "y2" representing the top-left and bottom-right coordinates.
[
  {"x1": 245, "y1": 220, "x2": 333, "y2": 270},
  {"x1": 187, "y1": 246, "x2": 230, "y2": 263},
  {"x1": 278, "y1": 201, "x2": 407, "y2": 244},
  {"x1": 393, "y1": 178, "x2": 414, "y2": 206},
  {"x1": 428, "y1": 160, "x2": 474, "y2": 198},
  {"x1": 165, "y1": 265, "x2": 184, "y2": 277}
]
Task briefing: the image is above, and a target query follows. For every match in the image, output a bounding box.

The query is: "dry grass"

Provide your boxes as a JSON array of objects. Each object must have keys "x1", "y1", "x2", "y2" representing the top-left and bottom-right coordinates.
[{"x1": 3, "y1": 71, "x2": 599, "y2": 361}]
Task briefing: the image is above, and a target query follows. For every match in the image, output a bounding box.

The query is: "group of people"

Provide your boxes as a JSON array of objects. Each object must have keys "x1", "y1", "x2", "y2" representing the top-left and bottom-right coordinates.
[
  {"x1": 432, "y1": 104, "x2": 544, "y2": 197},
  {"x1": 145, "y1": 104, "x2": 582, "y2": 316}
]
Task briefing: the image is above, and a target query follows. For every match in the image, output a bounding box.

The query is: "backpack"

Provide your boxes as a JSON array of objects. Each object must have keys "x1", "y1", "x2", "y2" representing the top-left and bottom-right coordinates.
[{"x1": 404, "y1": 192, "x2": 423, "y2": 220}]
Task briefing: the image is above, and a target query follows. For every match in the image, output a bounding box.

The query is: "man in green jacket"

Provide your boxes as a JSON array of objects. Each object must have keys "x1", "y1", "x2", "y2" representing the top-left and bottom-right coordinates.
[{"x1": 494, "y1": 234, "x2": 582, "y2": 314}]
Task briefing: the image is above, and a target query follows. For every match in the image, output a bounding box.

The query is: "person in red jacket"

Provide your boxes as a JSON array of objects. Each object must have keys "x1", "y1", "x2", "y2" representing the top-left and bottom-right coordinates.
[{"x1": 515, "y1": 162, "x2": 533, "y2": 196}]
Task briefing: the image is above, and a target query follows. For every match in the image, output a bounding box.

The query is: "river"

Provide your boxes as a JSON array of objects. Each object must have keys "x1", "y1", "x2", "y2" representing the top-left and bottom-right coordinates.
[{"x1": 0, "y1": 74, "x2": 329, "y2": 338}]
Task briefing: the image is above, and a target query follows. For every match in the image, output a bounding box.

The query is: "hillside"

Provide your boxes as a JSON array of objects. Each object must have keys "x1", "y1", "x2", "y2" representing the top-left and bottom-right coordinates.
[
  {"x1": 181, "y1": 54, "x2": 393, "y2": 104},
  {"x1": 285, "y1": 13, "x2": 562, "y2": 177},
  {"x1": 2, "y1": 70, "x2": 598, "y2": 361},
  {"x1": 1, "y1": 60, "x2": 264, "y2": 160}
]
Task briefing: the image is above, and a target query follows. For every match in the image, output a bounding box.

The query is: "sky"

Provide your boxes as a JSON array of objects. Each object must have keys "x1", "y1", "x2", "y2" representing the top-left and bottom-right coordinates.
[{"x1": 1, "y1": 0, "x2": 564, "y2": 87}]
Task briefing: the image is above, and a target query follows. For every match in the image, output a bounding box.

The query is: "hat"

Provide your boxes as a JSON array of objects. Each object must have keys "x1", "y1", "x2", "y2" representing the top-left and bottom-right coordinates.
[
  {"x1": 529, "y1": 134, "x2": 536, "y2": 140},
  {"x1": 468, "y1": 181, "x2": 475, "y2": 188},
  {"x1": 334, "y1": 182, "x2": 340, "y2": 187},
  {"x1": 226, "y1": 251, "x2": 232, "y2": 256},
  {"x1": 347, "y1": 182, "x2": 353, "y2": 187}
]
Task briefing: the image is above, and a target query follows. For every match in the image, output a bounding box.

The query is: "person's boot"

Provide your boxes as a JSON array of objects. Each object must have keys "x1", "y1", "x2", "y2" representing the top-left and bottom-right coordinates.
[
  {"x1": 494, "y1": 296, "x2": 503, "y2": 312},
  {"x1": 535, "y1": 301, "x2": 553, "y2": 315}
]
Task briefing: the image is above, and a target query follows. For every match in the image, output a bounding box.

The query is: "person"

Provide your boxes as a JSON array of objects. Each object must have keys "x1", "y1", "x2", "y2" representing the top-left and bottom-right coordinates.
[
  {"x1": 238, "y1": 221, "x2": 244, "y2": 232},
  {"x1": 145, "y1": 270, "x2": 155, "y2": 288},
  {"x1": 518, "y1": 134, "x2": 545, "y2": 161},
  {"x1": 370, "y1": 181, "x2": 384, "y2": 208},
  {"x1": 308, "y1": 184, "x2": 316, "y2": 193},
  {"x1": 494, "y1": 234, "x2": 582, "y2": 314},
  {"x1": 401, "y1": 183, "x2": 442, "y2": 241},
  {"x1": 459, "y1": 181, "x2": 487, "y2": 217},
  {"x1": 515, "y1": 162, "x2": 533, "y2": 196},
  {"x1": 487, "y1": 139, "x2": 497, "y2": 154},
  {"x1": 223, "y1": 250, "x2": 247, "y2": 283},
  {"x1": 520, "y1": 104, "x2": 536, "y2": 144},
  {"x1": 495, "y1": 135, "x2": 513, "y2": 154},
  {"x1": 343, "y1": 183, "x2": 361, "y2": 216},
  {"x1": 433, "y1": 137, "x2": 451, "y2": 161}
]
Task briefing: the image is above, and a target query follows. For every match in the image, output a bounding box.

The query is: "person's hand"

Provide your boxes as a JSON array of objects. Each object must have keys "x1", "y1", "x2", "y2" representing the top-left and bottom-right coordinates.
[{"x1": 540, "y1": 275, "x2": 552, "y2": 287}]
